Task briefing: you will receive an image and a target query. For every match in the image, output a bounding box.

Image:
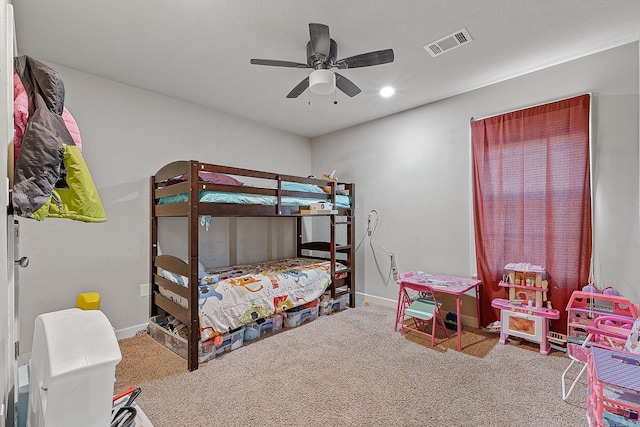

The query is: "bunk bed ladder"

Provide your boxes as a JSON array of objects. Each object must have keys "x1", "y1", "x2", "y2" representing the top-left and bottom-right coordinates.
[
  {"x1": 296, "y1": 183, "x2": 356, "y2": 308},
  {"x1": 339, "y1": 183, "x2": 355, "y2": 308}
]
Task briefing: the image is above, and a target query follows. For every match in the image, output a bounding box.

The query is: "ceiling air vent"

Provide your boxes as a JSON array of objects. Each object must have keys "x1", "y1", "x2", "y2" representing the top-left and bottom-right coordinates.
[{"x1": 424, "y1": 27, "x2": 473, "y2": 58}]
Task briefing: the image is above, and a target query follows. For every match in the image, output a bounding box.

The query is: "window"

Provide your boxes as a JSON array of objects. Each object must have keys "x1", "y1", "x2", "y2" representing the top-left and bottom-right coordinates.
[{"x1": 471, "y1": 94, "x2": 592, "y2": 331}]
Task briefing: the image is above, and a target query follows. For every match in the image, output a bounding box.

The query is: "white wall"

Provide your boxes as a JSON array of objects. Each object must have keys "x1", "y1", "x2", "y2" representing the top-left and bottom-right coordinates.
[
  {"x1": 15, "y1": 42, "x2": 640, "y2": 353},
  {"x1": 312, "y1": 42, "x2": 640, "y2": 311},
  {"x1": 17, "y1": 64, "x2": 311, "y2": 355}
]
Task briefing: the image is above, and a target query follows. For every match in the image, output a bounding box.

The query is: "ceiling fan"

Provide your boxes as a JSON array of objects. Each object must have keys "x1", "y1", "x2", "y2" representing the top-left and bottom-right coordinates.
[{"x1": 250, "y1": 23, "x2": 394, "y2": 99}]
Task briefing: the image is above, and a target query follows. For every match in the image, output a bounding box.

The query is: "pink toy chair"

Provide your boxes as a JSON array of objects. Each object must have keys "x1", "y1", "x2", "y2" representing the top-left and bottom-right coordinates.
[
  {"x1": 398, "y1": 280, "x2": 449, "y2": 347},
  {"x1": 562, "y1": 314, "x2": 635, "y2": 401}
]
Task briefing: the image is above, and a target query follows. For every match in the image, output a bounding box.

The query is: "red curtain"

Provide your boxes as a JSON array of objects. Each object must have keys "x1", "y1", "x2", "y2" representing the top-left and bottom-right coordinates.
[{"x1": 471, "y1": 94, "x2": 592, "y2": 333}]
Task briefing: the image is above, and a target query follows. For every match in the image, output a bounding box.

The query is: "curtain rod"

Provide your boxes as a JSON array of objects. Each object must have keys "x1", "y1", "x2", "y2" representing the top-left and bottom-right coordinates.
[{"x1": 470, "y1": 92, "x2": 591, "y2": 121}]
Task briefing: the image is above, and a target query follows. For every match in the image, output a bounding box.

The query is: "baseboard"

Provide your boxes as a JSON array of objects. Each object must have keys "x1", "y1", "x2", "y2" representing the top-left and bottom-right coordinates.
[
  {"x1": 357, "y1": 292, "x2": 479, "y2": 328},
  {"x1": 115, "y1": 322, "x2": 149, "y2": 340},
  {"x1": 115, "y1": 296, "x2": 477, "y2": 339},
  {"x1": 356, "y1": 292, "x2": 397, "y2": 308}
]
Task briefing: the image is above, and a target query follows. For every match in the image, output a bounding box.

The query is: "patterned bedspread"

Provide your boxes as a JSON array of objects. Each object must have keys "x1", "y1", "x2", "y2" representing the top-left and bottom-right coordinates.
[{"x1": 165, "y1": 258, "x2": 344, "y2": 341}]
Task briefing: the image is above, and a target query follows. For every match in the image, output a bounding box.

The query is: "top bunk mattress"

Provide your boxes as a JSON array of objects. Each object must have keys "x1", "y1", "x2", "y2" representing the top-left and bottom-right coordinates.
[
  {"x1": 153, "y1": 162, "x2": 353, "y2": 210},
  {"x1": 158, "y1": 190, "x2": 351, "y2": 208}
]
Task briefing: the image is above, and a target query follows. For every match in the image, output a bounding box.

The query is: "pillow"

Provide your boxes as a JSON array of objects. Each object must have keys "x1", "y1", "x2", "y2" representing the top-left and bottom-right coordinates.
[
  {"x1": 161, "y1": 270, "x2": 187, "y2": 287},
  {"x1": 199, "y1": 172, "x2": 244, "y2": 186},
  {"x1": 282, "y1": 182, "x2": 325, "y2": 193},
  {"x1": 166, "y1": 172, "x2": 243, "y2": 186},
  {"x1": 160, "y1": 262, "x2": 207, "y2": 287}
]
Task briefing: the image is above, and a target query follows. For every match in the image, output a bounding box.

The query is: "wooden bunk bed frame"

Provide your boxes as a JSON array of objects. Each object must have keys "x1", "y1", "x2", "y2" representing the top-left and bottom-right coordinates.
[{"x1": 150, "y1": 160, "x2": 355, "y2": 371}]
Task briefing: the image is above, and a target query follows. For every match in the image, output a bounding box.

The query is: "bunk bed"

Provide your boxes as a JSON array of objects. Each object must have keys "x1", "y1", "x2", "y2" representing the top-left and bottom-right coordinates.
[{"x1": 150, "y1": 160, "x2": 355, "y2": 371}]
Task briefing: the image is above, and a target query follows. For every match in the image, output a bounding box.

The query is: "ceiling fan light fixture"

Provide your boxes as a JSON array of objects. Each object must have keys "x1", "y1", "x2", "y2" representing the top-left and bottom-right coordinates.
[
  {"x1": 251, "y1": 23, "x2": 394, "y2": 99},
  {"x1": 309, "y1": 69, "x2": 335, "y2": 95}
]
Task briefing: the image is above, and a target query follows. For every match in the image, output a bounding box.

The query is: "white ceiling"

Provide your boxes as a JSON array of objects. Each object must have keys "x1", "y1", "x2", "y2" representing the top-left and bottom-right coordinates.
[{"x1": 12, "y1": 0, "x2": 640, "y2": 139}]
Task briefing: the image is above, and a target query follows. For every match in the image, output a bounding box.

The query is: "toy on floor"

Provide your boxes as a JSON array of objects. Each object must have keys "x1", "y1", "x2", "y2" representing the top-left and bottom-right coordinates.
[
  {"x1": 491, "y1": 262, "x2": 560, "y2": 355},
  {"x1": 566, "y1": 288, "x2": 639, "y2": 345}
]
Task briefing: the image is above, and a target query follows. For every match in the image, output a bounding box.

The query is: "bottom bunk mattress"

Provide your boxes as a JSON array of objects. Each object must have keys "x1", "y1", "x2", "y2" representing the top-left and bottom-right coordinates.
[{"x1": 159, "y1": 257, "x2": 346, "y2": 341}]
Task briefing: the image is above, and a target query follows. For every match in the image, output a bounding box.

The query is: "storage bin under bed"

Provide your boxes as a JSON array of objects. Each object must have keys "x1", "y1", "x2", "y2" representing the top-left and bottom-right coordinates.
[
  {"x1": 243, "y1": 314, "x2": 284, "y2": 341},
  {"x1": 319, "y1": 294, "x2": 350, "y2": 316},
  {"x1": 148, "y1": 314, "x2": 244, "y2": 363},
  {"x1": 283, "y1": 304, "x2": 319, "y2": 328}
]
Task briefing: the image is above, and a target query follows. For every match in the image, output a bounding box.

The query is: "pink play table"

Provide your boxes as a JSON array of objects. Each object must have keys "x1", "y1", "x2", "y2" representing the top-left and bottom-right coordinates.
[{"x1": 395, "y1": 271, "x2": 481, "y2": 351}]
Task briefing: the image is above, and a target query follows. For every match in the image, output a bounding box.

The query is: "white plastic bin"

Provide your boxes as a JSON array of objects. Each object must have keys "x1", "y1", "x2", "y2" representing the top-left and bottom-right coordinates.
[{"x1": 27, "y1": 308, "x2": 121, "y2": 427}]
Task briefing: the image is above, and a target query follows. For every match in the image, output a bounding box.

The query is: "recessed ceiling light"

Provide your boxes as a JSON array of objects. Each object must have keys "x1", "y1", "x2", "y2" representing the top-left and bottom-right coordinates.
[{"x1": 380, "y1": 86, "x2": 395, "y2": 98}]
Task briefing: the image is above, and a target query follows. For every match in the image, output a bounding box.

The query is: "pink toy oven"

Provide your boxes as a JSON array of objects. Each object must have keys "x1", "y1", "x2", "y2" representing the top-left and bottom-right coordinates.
[{"x1": 492, "y1": 298, "x2": 560, "y2": 355}]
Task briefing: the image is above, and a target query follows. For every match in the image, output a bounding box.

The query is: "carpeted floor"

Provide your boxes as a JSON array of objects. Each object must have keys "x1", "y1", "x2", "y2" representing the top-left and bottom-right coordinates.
[
  {"x1": 402, "y1": 318, "x2": 567, "y2": 359},
  {"x1": 117, "y1": 304, "x2": 587, "y2": 427},
  {"x1": 115, "y1": 333, "x2": 188, "y2": 392}
]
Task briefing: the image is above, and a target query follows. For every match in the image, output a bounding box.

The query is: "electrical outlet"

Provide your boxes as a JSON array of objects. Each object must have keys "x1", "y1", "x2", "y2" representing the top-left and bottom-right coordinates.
[{"x1": 140, "y1": 283, "x2": 150, "y2": 297}]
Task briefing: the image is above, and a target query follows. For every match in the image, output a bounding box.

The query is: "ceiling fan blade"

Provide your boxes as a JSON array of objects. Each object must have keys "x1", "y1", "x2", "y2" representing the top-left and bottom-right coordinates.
[
  {"x1": 335, "y1": 73, "x2": 361, "y2": 97},
  {"x1": 250, "y1": 59, "x2": 309, "y2": 68},
  {"x1": 286, "y1": 76, "x2": 310, "y2": 98},
  {"x1": 334, "y1": 49, "x2": 394, "y2": 69},
  {"x1": 309, "y1": 23, "x2": 330, "y2": 57}
]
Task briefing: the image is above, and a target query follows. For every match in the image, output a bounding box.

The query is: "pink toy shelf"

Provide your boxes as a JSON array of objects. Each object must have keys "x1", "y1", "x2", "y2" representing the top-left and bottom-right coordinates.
[
  {"x1": 492, "y1": 262, "x2": 560, "y2": 355},
  {"x1": 498, "y1": 262, "x2": 549, "y2": 308},
  {"x1": 566, "y1": 291, "x2": 639, "y2": 346}
]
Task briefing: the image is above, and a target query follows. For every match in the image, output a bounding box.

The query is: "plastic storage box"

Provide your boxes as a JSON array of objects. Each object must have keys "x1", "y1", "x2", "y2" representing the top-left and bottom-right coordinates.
[
  {"x1": 243, "y1": 322, "x2": 261, "y2": 341},
  {"x1": 331, "y1": 294, "x2": 349, "y2": 312},
  {"x1": 149, "y1": 315, "x2": 245, "y2": 360},
  {"x1": 284, "y1": 304, "x2": 319, "y2": 328},
  {"x1": 148, "y1": 314, "x2": 217, "y2": 363},
  {"x1": 320, "y1": 295, "x2": 349, "y2": 316},
  {"x1": 260, "y1": 313, "x2": 284, "y2": 336},
  {"x1": 245, "y1": 313, "x2": 285, "y2": 341},
  {"x1": 215, "y1": 326, "x2": 245, "y2": 355}
]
